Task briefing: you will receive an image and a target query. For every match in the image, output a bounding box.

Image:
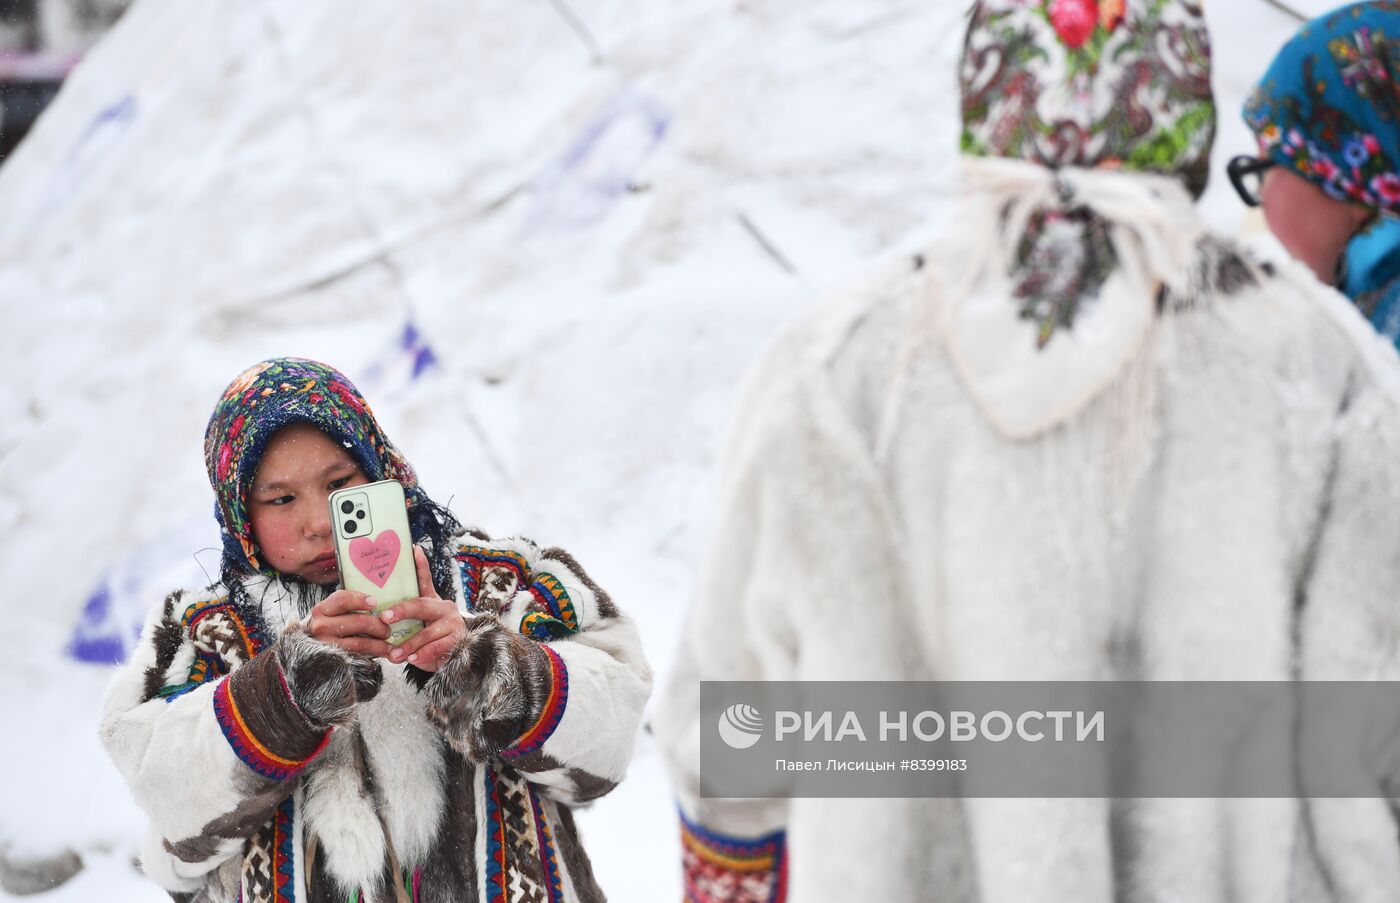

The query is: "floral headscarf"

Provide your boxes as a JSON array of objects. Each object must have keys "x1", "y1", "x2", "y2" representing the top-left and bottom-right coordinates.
[
  {"x1": 961, "y1": 0, "x2": 1216, "y2": 198},
  {"x1": 205, "y1": 358, "x2": 458, "y2": 584},
  {"x1": 957, "y1": 1, "x2": 1215, "y2": 351},
  {"x1": 943, "y1": 1, "x2": 1212, "y2": 440},
  {"x1": 1244, "y1": 2, "x2": 1400, "y2": 214}
]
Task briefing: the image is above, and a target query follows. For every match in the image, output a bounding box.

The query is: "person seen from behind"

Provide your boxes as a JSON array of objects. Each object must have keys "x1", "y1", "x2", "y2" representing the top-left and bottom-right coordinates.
[{"x1": 654, "y1": 1, "x2": 1400, "y2": 900}]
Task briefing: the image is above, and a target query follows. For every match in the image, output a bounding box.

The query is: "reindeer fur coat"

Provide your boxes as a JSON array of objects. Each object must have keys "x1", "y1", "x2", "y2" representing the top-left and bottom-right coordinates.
[{"x1": 101, "y1": 531, "x2": 652, "y2": 903}]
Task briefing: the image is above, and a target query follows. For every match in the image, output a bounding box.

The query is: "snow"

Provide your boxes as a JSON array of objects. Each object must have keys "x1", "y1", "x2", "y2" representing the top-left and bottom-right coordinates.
[{"x1": 0, "y1": 0, "x2": 1352, "y2": 899}]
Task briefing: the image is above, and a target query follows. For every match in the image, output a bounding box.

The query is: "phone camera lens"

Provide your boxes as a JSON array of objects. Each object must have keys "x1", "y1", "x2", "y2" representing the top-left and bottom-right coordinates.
[
  {"x1": 356, "y1": 510, "x2": 366, "y2": 519},
  {"x1": 344, "y1": 520, "x2": 357, "y2": 534},
  {"x1": 341, "y1": 500, "x2": 354, "y2": 514}
]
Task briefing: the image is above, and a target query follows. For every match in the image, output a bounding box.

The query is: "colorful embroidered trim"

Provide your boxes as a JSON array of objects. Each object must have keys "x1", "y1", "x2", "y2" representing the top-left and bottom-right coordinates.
[
  {"x1": 180, "y1": 596, "x2": 232, "y2": 629},
  {"x1": 519, "y1": 611, "x2": 574, "y2": 641},
  {"x1": 527, "y1": 573, "x2": 578, "y2": 631},
  {"x1": 188, "y1": 654, "x2": 213, "y2": 685},
  {"x1": 155, "y1": 599, "x2": 249, "y2": 703},
  {"x1": 528, "y1": 784, "x2": 566, "y2": 903},
  {"x1": 680, "y1": 810, "x2": 788, "y2": 903},
  {"x1": 500, "y1": 645, "x2": 568, "y2": 760},
  {"x1": 182, "y1": 597, "x2": 264, "y2": 660},
  {"x1": 483, "y1": 768, "x2": 509, "y2": 903},
  {"x1": 212, "y1": 675, "x2": 330, "y2": 780},
  {"x1": 272, "y1": 796, "x2": 296, "y2": 903},
  {"x1": 455, "y1": 545, "x2": 530, "y2": 610},
  {"x1": 158, "y1": 651, "x2": 222, "y2": 702}
]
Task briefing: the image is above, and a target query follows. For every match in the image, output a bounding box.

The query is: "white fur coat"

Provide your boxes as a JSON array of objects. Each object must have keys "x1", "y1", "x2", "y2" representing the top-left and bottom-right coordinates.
[{"x1": 653, "y1": 164, "x2": 1400, "y2": 903}]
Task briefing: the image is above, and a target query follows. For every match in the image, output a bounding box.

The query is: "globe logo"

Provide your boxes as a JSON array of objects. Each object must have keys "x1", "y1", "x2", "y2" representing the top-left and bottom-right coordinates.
[{"x1": 717, "y1": 703, "x2": 764, "y2": 750}]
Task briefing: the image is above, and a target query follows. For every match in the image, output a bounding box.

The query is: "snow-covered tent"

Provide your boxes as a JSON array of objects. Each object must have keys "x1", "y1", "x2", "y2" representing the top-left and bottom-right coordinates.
[{"x1": 0, "y1": 0, "x2": 1346, "y2": 899}]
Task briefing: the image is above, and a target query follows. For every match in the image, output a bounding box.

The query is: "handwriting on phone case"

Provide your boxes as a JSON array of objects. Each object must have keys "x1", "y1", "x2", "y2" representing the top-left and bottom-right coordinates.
[{"x1": 349, "y1": 532, "x2": 401, "y2": 589}]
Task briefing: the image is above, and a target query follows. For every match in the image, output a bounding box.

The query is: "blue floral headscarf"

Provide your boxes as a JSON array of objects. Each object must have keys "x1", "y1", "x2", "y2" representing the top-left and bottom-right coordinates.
[
  {"x1": 1244, "y1": 3, "x2": 1400, "y2": 213},
  {"x1": 205, "y1": 358, "x2": 462, "y2": 608},
  {"x1": 1244, "y1": 2, "x2": 1400, "y2": 343}
]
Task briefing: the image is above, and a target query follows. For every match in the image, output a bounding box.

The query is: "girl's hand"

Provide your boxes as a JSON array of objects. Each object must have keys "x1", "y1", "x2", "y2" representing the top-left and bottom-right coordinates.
[
  {"x1": 306, "y1": 589, "x2": 393, "y2": 659},
  {"x1": 382, "y1": 546, "x2": 467, "y2": 672}
]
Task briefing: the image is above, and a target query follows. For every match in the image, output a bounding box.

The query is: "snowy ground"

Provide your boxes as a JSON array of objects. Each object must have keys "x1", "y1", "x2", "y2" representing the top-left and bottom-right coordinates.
[{"x1": 0, "y1": 0, "x2": 1345, "y2": 899}]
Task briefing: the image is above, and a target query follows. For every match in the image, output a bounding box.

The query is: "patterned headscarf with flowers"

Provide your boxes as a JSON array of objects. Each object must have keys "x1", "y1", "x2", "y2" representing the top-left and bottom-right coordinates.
[
  {"x1": 957, "y1": 0, "x2": 1215, "y2": 350},
  {"x1": 961, "y1": 0, "x2": 1216, "y2": 197},
  {"x1": 204, "y1": 358, "x2": 461, "y2": 595},
  {"x1": 1245, "y1": 2, "x2": 1400, "y2": 215}
]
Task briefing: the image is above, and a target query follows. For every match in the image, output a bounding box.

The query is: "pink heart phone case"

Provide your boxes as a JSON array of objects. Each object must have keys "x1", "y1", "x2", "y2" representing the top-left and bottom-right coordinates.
[
  {"x1": 348, "y1": 531, "x2": 401, "y2": 589},
  {"x1": 329, "y1": 480, "x2": 422, "y2": 646}
]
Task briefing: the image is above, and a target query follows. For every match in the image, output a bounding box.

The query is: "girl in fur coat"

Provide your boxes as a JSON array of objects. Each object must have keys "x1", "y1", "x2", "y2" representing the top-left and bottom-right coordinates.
[
  {"x1": 101, "y1": 356, "x2": 652, "y2": 903},
  {"x1": 654, "y1": 2, "x2": 1400, "y2": 901}
]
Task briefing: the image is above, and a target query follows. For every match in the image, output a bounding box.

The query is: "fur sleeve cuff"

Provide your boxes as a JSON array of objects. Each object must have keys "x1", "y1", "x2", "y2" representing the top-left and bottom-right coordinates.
[
  {"x1": 213, "y1": 653, "x2": 331, "y2": 780},
  {"x1": 680, "y1": 810, "x2": 788, "y2": 903},
  {"x1": 500, "y1": 644, "x2": 569, "y2": 760}
]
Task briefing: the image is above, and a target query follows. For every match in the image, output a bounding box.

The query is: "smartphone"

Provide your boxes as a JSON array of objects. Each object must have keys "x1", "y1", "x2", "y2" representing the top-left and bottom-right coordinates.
[{"x1": 328, "y1": 479, "x2": 423, "y2": 646}]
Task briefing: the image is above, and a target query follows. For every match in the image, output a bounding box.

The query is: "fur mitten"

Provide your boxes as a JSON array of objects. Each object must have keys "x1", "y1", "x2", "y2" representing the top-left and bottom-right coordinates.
[
  {"x1": 215, "y1": 624, "x2": 383, "y2": 780},
  {"x1": 273, "y1": 623, "x2": 383, "y2": 729},
  {"x1": 424, "y1": 614, "x2": 553, "y2": 762}
]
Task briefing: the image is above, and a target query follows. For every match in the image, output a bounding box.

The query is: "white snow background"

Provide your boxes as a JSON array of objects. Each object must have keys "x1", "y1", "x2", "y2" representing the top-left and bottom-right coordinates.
[{"x1": 0, "y1": 0, "x2": 1345, "y2": 899}]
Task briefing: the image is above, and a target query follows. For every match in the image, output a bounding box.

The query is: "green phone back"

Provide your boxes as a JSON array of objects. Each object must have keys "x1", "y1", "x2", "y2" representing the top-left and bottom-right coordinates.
[{"x1": 329, "y1": 480, "x2": 422, "y2": 644}]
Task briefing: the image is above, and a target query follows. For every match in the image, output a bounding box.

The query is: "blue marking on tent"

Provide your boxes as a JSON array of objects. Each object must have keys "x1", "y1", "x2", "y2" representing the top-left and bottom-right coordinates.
[
  {"x1": 402, "y1": 321, "x2": 438, "y2": 379},
  {"x1": 66, "y1": 579, "x2": 127, "y2": 665},
  {"x1": 525, "y1": 90, "x2": 671, "y2": 234},
  {"x1": 68, "y1": 94, "x2": 138, "y2": 170},
  {"x1": 66, "y1": 517, "x2": 221, "y2": 665}
]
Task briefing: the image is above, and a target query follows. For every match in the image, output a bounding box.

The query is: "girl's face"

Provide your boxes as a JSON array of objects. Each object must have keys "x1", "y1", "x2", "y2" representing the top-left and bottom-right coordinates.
[{"x1": 247, "y1": 422, "x2": 369, "y2": 584}]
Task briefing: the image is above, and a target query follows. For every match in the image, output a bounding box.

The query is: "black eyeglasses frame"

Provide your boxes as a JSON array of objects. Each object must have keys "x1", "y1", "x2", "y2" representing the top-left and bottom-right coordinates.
[{"x1": 1227, "y1": 155, "x2": 1277, "y2": 208}]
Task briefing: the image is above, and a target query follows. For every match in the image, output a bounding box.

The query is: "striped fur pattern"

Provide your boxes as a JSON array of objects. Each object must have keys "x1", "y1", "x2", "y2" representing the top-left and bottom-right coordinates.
[
  {"x1": 273, "y1": 623, "x2": 379, "y2": 730},
  {"x1": 424, "y1": 615, "x2": 560, "y2": 763}
]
